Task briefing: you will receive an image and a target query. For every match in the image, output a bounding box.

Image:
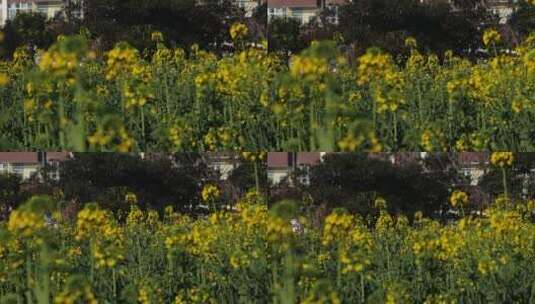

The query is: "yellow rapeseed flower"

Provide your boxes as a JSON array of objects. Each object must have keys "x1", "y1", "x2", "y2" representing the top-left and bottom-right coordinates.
[
  {"x1": 490, "y1": 152, "x2": 513, "y2": 167},
  {"x1": 230, "y1": 22, "x2": 248, "y2": 40},
  {"x1": 151, "y1": 31, "x2": 164, "y2": 42},
  {"x1": 0, "y1": 73, "x2": 9, "y2": 86},
  {"x1": 405, "y1": 36, "x2": 418, "y2": 48},
  {"x1": 125, "y1": 192, "x2": 138, "y2": 204},
  {"x1": 450, "y1": 190, "x2": 469, "y2": 208},
  {"x1": 202, "y1": 184, "x2": 220, "y2": 202},
  {"x1": 7, "y1": 209, "x2": 45, "y2": 238},
  {"x1": 241, "y1": 151, "x2": 266, "y2": 162},
  {"x1": 483, "y1": 29, "x2": 501, "y2": 47}
]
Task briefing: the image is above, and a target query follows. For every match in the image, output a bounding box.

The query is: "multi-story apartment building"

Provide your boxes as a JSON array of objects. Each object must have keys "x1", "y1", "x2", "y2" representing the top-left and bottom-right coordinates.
[
  {"x1": 269, "y1": 0, "x2": 518, "y2": 25},
  {"x1": 203, "y1": 153, "x2": 242, "y2": 180},
  {"x1": 267, "y1": 152, "x2": 497, "y2": 187},
  {"x1": 268, "y1": 0, "x2": 321, "y2": 24},
  {"x1": 195, "y1": 0, "x2": 264, "y2": 18},
  {"x1": 0, "y1": 0, "x2": 84, "y2": 26},
  {"x1": 267, "y1": 0, "x2": 359, "y2": 25},
  {"x1": 0, "y1": 152, "x2": 70, "y2": 180},
  {"x1": 267, "y1": 152, "x2": 325, "y2": 185},
  {"x1": 267, "y1": 152, "x2": 427, "y2": 185},
  {"x1": 1, "y1": 0, "x2": 63, "y2": 25},
  {"x1": 421, "y1": 0, "x2": 518, "y2": 24},
  {"x1": 236, "y1": 0, "x2": 264, "y2": 17},
  {"x1": 487, "y1": 0, "x2": 518, "y2": 24},
  {"x1": 142, "y1": 152, "x2": 246, "y2": 181},
  {"x1": 457, "y1": 152, "x2": 490, "y2": 186}
]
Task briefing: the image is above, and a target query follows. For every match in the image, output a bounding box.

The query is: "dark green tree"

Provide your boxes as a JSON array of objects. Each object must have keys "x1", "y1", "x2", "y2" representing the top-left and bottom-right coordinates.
[
  {"x1": 305, "y1": 153, "x2": 450, "y2": 218},
  {"x1": 252, "y1": 2, "x2": 268, "y2": 39},
  {"x1": 0, "y1": 173, "x2": 25, "y2": 220},
  {"x1": 227, "y1": 161, "x2": 268, "y2": 196},
  {"x1": 1, "y1": 12, "x2": 55, "y2": 58},
  {"x1": 11, "y1": 12, "x2": 54, "y2": 48},
  {"x1": 79, "y1": 0, "x2": 244, "y2": 52},
  {"x1": 479, "y1": 153, "x2": 535, "y2": 200},
  {"x1": 268, "y1": 17, "x2": 306, "y2": 57},
  {"x1": 58, "y1": 153, "x2": 211, "y2": 215},
  {"x1": 509, "y1": 0, "x2": 535, "y2": 39},
  {"x1": 338, "y1": 0, "x2": 492, "y2": 57}
]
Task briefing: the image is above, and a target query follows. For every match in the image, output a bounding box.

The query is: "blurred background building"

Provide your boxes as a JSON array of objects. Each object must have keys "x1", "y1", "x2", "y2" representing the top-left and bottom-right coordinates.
[
  {"x1": 0, "y1": 0, "x2": 84, "y2": 25},
  {"x1": 0, "y1": 152, "x2": 70, "y2": 180}
]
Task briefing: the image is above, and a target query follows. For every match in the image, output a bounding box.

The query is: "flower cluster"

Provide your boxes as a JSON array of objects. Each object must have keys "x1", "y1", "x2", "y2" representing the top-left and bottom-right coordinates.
[
  {"x1": 201, "y1": 184, "x2": 220, "y2": 202},
  {"x1": 241, "y1": 151, "x2": 266, "y2": 162},
  {"x1": 229, "y1": 22, "x2": 248, "y2": 41},
  {"x1": 449, "y1": 190, "x2": 469, "y2": 208},
  {"x1": 290, "y1": 55, "x2": 329, "y2": 79},
  {"x1": 1, "y1": 194, "x2": 535, "y2": 302},
  {"x1": 7, "y1": 209, "x2": 45, "y2": 238},
  {"x1": 321, "y1": 210, "x2": 355, "y2": 246},
  {"x1": 75, "y1": 204, "x2": 124, "y2": 269},
  {"x1": 483, "y1": 29, "x2": 501, "y2": 47},
  {"x1": 1, "y1": 34, "x2": 535, "y2": 150},
  {"x1": 490, "y1": 152, "x2": 514, "y2": 167}
]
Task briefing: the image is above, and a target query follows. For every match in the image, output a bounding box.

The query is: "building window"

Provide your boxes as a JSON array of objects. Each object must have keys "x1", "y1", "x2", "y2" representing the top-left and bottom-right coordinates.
[
  {"x1": 291, "y1": 9, "x2": 302, "y2": 19},
  {"x1": 297, "y1": 165, "x2": 311, "y2": 186},
  {"x1": 12, "y1": 163, "x2": 25, "y2": 176},
  {"x1": 37, "y1": 7, "x2": 48, "y2": 15}
]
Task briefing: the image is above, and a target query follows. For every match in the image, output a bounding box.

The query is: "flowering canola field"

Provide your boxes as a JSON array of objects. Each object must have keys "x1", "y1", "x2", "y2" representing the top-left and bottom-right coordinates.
[
  {"x1": 0, "y1": 28, "x2": 534, "y2": 151},
  {"x1": 1, "y1": 193, "x2": 535, "y2": 303}
]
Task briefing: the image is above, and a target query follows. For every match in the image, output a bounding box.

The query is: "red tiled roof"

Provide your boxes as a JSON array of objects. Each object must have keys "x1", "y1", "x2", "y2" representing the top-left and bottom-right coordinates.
[
  {"x1": 7, "y1": 0, "x2": 62, "y2": 3},
  {"x1": 0, "y1": 152, "x2": 70, "y2": 164},
  {"x1": 367, "y1": 153, "x2": 390, "y2": 162},
  {"x1": 296, "y1": 152, "x2": 321, "y2": 165},
  {"x1": 325, "y1": 0, "x2": 348, "y2": 5},
  {"x1": 46, "y1": 152, "x2": 70, "y2": 162},
  {"x1": 0, "y1": 152, "x2": 39, "y2": 164},
  {"x1": 268, "y1": 152, "x2": 290, "y2": 168},
  {"x1": 268, "y1": 152, "x2": 322, "y2": 168},
  {"x1": 458, "y1": 152, "x2": 489, "y2": 165},
  {"x1": 393, "y1": 152, "x2": 422, "y2": 165},
  {"x1": 268, "y1": 0, "x2": 319, "y2": 8}
]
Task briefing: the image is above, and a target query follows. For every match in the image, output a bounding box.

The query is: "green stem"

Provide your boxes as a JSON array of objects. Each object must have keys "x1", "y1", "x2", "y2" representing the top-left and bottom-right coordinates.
[
  {"x1": 141, "y1": 106, "x2": 146, "y2": 150},
  {"x1": 58, "y1": 97, "x2": 65, "y2": 149},
  {"x1": 502, "y1": 167, "x2": 508, "y2": 199},
  {"x1": 254, "y1": 161, "x2": 260, "y2": 194},
  {"x1": 112, "y1": 267, "x2": 117, "y2": 301}
]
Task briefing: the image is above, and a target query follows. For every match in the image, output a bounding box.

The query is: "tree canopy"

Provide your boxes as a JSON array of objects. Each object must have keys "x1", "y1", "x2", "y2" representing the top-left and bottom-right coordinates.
[
  {"x1": 77, "y1": 0, "x2": 245, "y2": 51},
  {"x1": 338, "y1": 0, "x2": 492, "y2": 57},
  {"x1": 303, "y1": 153, "x2": 451, "y2": 218},
  {"x1": 58, "y1": 153, "x2": 210, "y2": 214}
]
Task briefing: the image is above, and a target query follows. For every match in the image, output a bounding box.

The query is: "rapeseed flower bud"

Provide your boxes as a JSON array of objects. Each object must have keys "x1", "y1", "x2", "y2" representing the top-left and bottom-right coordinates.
[
  {"x1": 125, "y1": 192, "x2": 137, "y2": 204},
  {"x1": 151, "y1": 31, "x2": 164, "y2": 42},
  {"x1": 0, "y1": 73, "x2": 9, "y2": 86},
  {"x1": 405, "y1": 36, "x2": 418, "y2": 48}
]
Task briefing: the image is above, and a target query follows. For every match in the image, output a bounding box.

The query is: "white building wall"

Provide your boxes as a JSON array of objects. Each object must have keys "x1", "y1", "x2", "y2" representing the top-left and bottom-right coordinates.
[
  {"x1": 268, "y1": 7, "x2": 319, "y2": 24},
  {"x1": 0, "y1": 163, "x2": 39, "y2": 180},
  {"x1": 1, "y1": 0, "x2": 7, "y2": 26},
  {"x1": 236, "y1": 0, "x2": 259, "y2": 17},
  {"x1": 211, "y1": 162, "x2": 237, "y2": 180},
  {"x1": 268, "y1": 169, "x2": 290, "y2": 185},
  {"x1": 0, "y1": 0, "x2": 65, "y2": 25}
]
